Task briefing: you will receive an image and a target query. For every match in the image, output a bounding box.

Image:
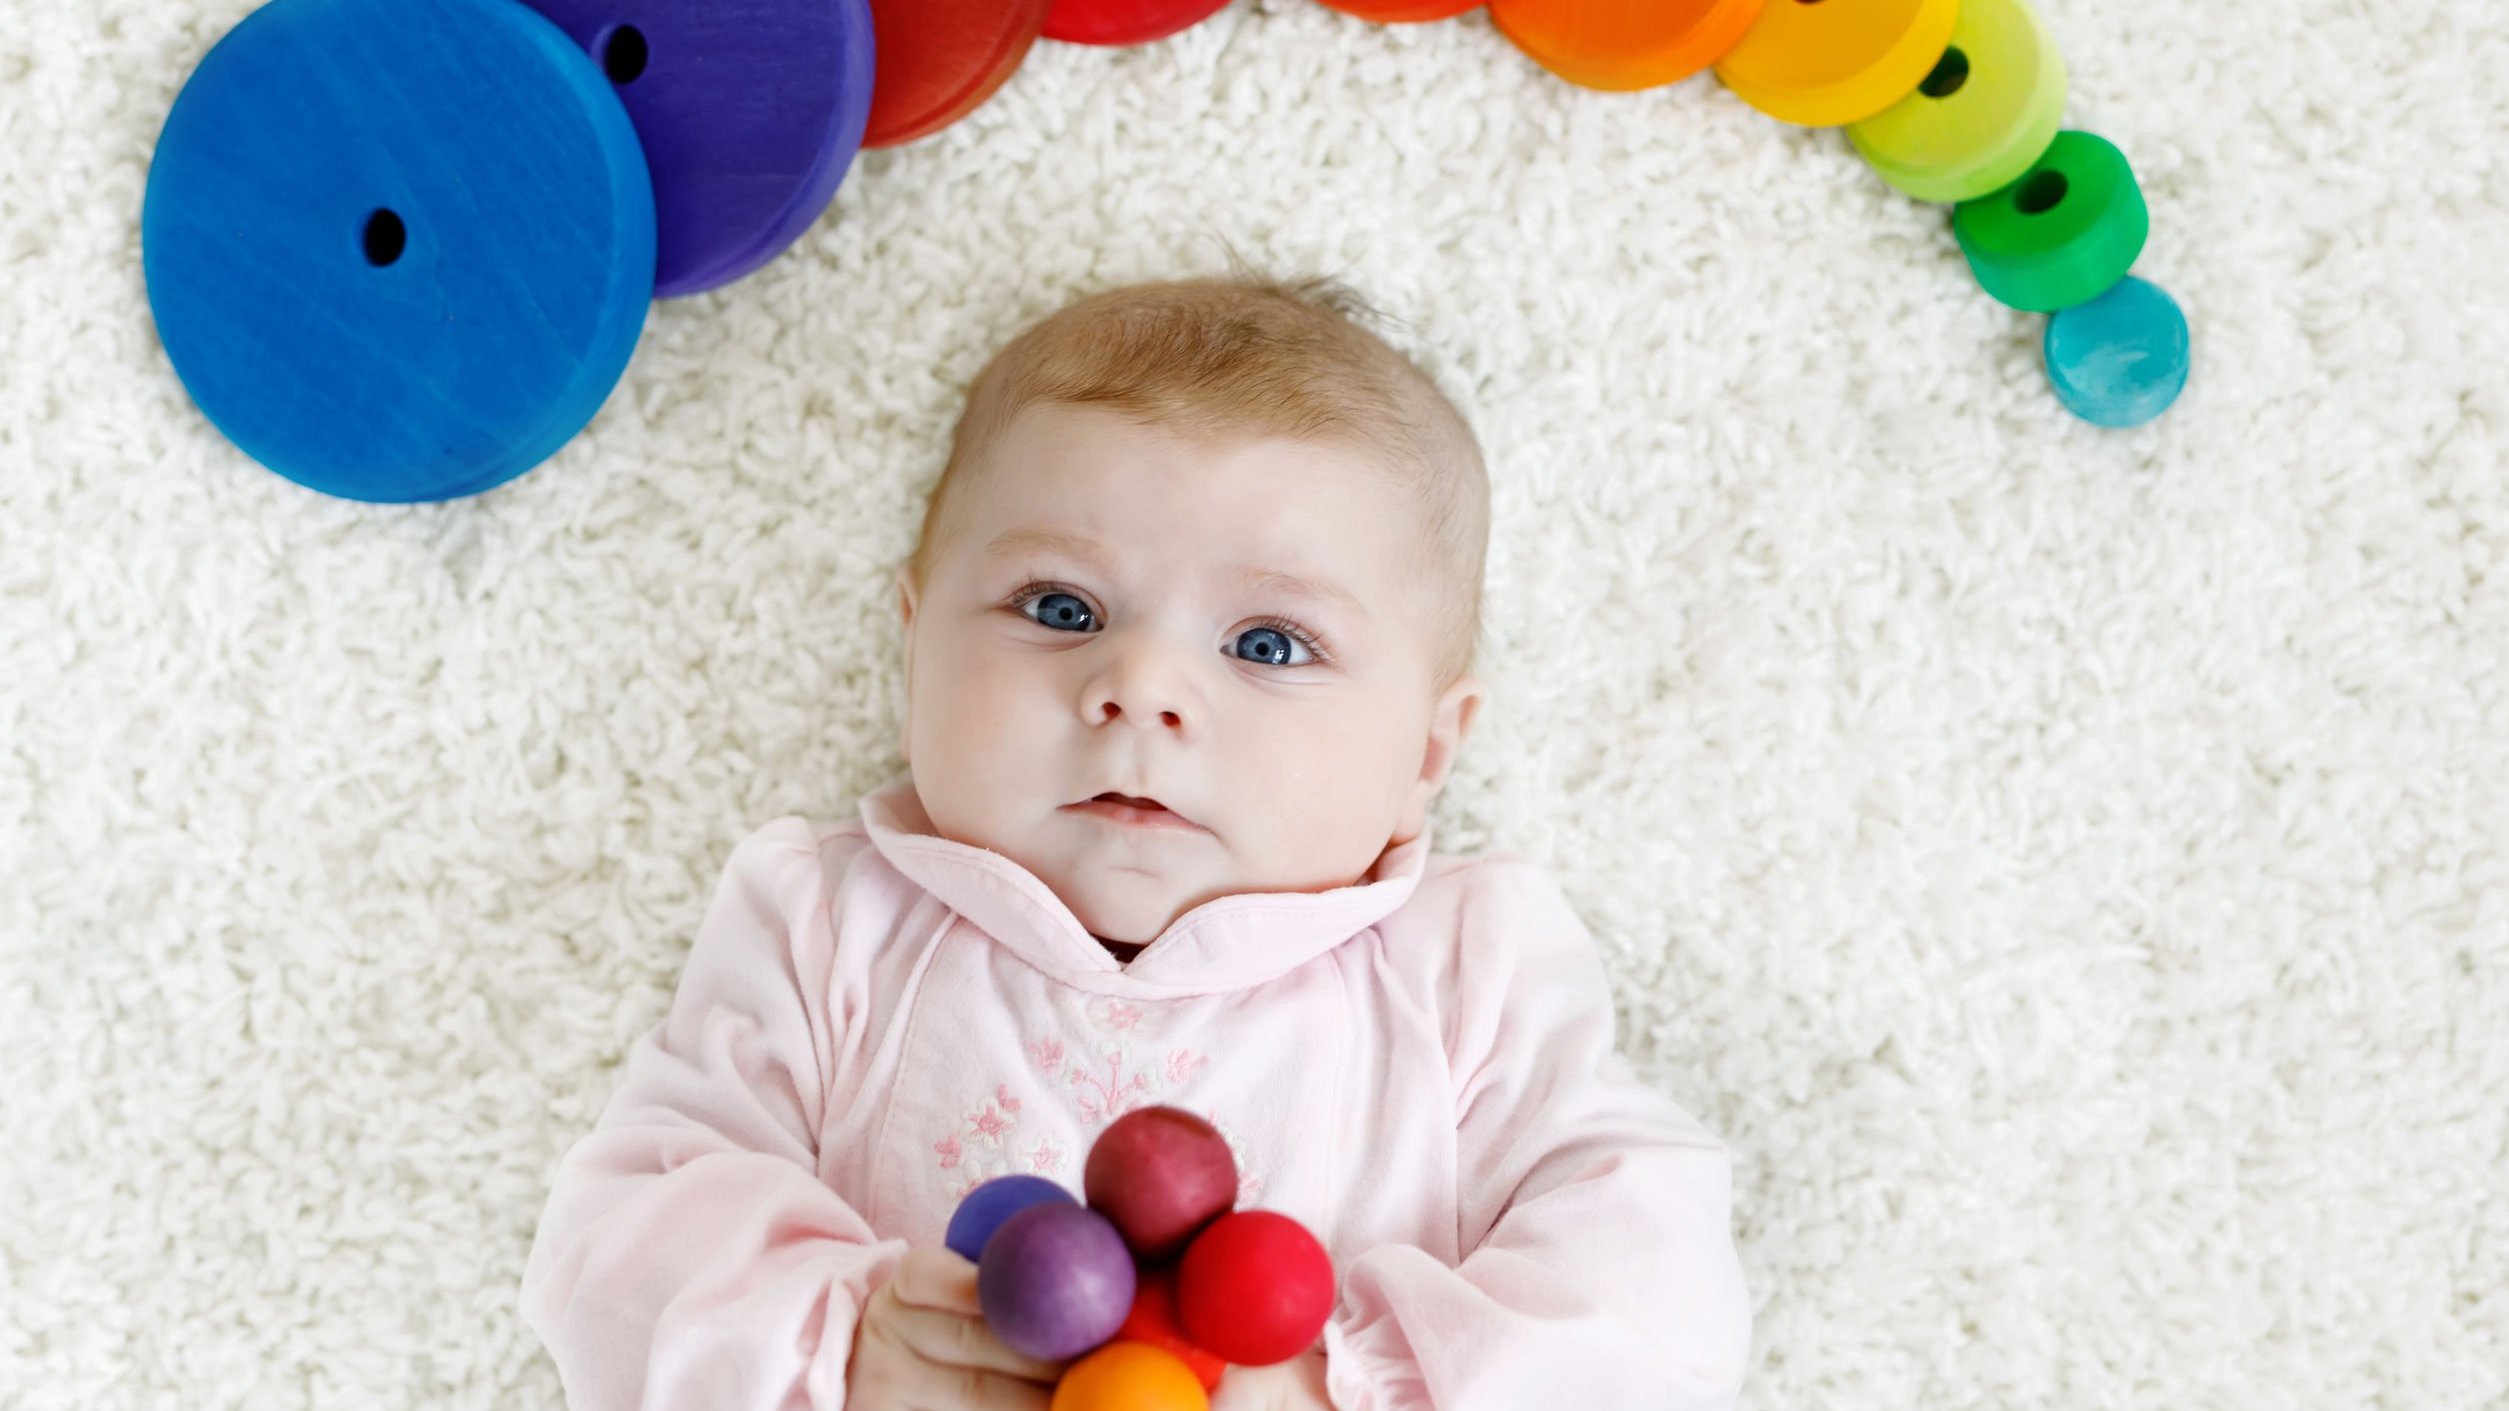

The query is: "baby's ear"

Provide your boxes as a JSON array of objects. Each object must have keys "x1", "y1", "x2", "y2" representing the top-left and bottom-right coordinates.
[
  {"x1": 1420, "y1": 672, "x2": 1484, "y2": 795},
  {"x1": 1398, "y1": 673, "x2": 1483, "y2": 842}
]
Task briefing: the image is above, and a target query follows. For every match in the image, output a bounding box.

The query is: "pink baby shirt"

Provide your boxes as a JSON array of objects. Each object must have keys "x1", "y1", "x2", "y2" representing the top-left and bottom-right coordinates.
[{"x1": 519, "y1": 773, "x2": 1751, "y2": 1410}]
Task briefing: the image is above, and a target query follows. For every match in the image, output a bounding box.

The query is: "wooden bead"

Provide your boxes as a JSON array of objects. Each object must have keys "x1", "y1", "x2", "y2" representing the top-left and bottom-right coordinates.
[
  {"x1": 1050, "y1": 1342, "x2": 1211, "y2": 1411},
  {"x1": 1846, "y1": 0, "x2": 2066, "y2": 204},
  {"x1": 1313, "y1": 0, "x2": 1483, "y2": 21},
  {"x1": 862, "y1": 0, "x2": 1053, "y2": 148},
  {"x1": 1176, "y1": 1211, "x2": 1335, "y2": 1367},
  {"x1": 978, "y1": 1203, "x2": 1139, "y2": 1362},
  {"x1": 1487, "y1": 0, "x2": 1766, "y2": 92},
  {"x1": 1953, "y1": 130, "x2": 2149, "y2": 313},
  {"x1": 1045, "y1": 0, "x2": 1233, "y2": 44},
  {"x1": 1714, "y1": 0, "x2": 1960, "y2": 128},
  {"x1": 2044, "y1": 275, "x2": 2190, "y2": 428},
  {"x1": 141, "y1": 0, "x2": 654, "y2": 504},
  {"x1": 1116, "y1": 1265, "x2": 1229, "y2": 1392},
  {"x1": 517, "y1": 0, "x2": 874, "y2": 297},
  {"x1": 948, "y1": 1174, "x2": 1079, "y2": 1263}
]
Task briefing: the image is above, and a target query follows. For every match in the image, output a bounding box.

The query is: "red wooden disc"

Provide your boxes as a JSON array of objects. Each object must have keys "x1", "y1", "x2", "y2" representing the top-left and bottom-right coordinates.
[
  {"x1": 1044, "y1": 0, "x2": 1232, "y2": 45},
  {"x1": 862, "y1": 0, "x2": 1052, "y2": 147}
]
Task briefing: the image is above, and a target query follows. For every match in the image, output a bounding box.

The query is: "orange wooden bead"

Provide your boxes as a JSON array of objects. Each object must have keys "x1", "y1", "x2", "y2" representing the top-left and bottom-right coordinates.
[
  {"x1": 1050, "y1": 1342, "x2": 1211, "y2": 1411},
  {"x1": 1488, "y1": 0, "x2": 1767, "y2": 92}
]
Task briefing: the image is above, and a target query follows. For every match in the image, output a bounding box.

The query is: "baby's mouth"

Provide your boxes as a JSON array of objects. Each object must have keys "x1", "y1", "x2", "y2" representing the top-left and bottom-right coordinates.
[{"x1": 1068, "y1": 792, "x2": 1203, "y2": 831}]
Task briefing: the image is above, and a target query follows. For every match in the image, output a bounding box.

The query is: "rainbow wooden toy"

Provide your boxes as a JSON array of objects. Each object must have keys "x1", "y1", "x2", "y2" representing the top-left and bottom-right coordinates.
[
  {"x1": 141, "y1": 0, "x2": 653, "y2": 504},
  {"x1": 1044, "y1": 0, "x2": 1234, "y2": 46},
  {"x1": 516, "y1": 0, "x2": 875, "y2": 296},
  {"x1": 143, "y1": 0, "x2": 2189, "y2": 504},
  {"x1": 946, "y1": 1105, "x2": 1338, "y2": 1401},
  {"x1": 1487, "y1": 0, "x2": 1767, "y2": 92},
  {"x1": 1953, "y1": 129, "x2": 2149, "y2": 313},
  {"x1": 1713, "y1": 0, "x2": 1959, "y2": 128},
  {"x1": 1846, "y1": 0, "x2": 2068, "y2": 203}
]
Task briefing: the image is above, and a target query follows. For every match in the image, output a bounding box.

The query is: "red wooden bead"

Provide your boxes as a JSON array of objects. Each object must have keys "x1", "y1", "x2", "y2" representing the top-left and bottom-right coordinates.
[
  {"x1": 1085, "y1": 1106, "x2": 1239, "y2": 1262},
  {"x1": 1176, "y1": 1212, "x2": 1335, "y2": 1367},
  {"x1": 1118, "y1": 1265, "x2": 1229, "y2": 1391}
]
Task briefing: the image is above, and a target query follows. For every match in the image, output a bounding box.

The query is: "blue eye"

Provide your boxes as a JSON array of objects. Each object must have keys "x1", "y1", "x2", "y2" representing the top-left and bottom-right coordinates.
[
  {"x1": 1233, "y1": 625, "x2": 1314, "y2": 667},
  {"x1": 1021, "y1": 590, "x2": 1097, "y2": 632}
]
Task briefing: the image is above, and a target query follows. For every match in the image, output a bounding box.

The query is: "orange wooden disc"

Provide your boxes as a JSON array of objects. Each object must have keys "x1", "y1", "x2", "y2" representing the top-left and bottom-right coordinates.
[
  {"x1": 1488, "y1": 0, "x2": 1766, "y2": 92},
  {"x1": 1313, "y1": 0, "x2": 1484, "y2": 21},
  {"x1": 862, "y1": 0, "x2": 1052, "y2": 147}
]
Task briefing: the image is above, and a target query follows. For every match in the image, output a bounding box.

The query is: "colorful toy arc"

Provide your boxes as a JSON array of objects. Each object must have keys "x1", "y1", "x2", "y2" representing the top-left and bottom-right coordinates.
[
  {"x1": 140, "y1": 0, "x2": 2189, "y2": 503},
  {"x1": 951, "y1": 1105, "x2": 1335, "y2": 1410}
]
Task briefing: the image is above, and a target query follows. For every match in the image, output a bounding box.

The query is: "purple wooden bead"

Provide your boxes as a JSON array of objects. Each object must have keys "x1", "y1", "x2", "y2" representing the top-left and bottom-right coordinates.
[
  {"x1": 976, "y1": 1202, "x2": 1138, "y2": 1362},
  {"x1": 518, "y1": 0, "x2": 876, "y2": 297}
]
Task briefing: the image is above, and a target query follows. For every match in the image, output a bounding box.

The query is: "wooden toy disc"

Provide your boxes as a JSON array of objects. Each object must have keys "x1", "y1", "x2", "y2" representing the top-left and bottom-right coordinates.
[
  {"x1": 1488, "y1": 0, "x2": 1767, "y2": 92},
  {"x1": 141, "y1": 0, "x2": 654, "y2": 503},
  {"x1": 862, "y1": 0, "x2": 1054, "y2": 147},
  {"x1": 1714, "y1": 0, "x2": 1960, "y2": 127},
  {"x1": 1043, "y1": 0, "x2": 1233, "y2": 46},
  {"x1": 518, "y1": 0, "x2": 876, "y2": 297}
]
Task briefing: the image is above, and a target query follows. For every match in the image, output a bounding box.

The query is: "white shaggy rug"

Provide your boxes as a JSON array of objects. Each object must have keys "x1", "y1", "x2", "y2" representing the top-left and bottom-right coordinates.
[{"x1": 4, "y1": 0, "x2": 2505, "y2": 1407}]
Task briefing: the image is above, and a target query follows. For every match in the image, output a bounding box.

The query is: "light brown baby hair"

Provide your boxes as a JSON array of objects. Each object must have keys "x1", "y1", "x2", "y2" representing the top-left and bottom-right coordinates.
[{"x1": 904, "y1": 254, "x2": 1491, "y2": 692}]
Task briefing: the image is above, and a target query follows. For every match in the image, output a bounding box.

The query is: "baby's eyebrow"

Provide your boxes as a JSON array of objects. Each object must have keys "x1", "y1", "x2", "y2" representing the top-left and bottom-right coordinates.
[
  {"x1": 1242, "y1": 568, "x2": 1368, "y2": 619},
  {"x1": 985, "y1": 528, "x2": 1367, "y2": 619}
]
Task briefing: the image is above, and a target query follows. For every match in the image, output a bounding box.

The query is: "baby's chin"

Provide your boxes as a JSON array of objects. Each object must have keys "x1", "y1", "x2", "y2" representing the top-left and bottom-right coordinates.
[{"x1": 1053, "y1": 872, "x2": 1200, "y2": 948}]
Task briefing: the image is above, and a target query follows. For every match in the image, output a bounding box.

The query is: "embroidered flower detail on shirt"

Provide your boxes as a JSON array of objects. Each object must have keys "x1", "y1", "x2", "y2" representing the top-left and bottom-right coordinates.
[
  {"x1": 931, "y1": 999, "x2": 1259, "y2": 1203},
  {"x1": 935, "y1": 1083, "x2": 1065, "y2": 1203}
]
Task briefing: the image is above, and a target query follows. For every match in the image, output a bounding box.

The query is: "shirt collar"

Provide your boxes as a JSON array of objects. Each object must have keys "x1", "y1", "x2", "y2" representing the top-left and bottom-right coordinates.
[{"x1": 857, "y1": 774, "x2": 1431, "y2": 998}]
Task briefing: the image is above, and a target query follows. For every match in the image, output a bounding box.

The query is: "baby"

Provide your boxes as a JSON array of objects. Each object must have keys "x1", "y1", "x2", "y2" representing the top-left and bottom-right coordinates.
[{"x1": 519, "y1": 272, "x2": 1751, "y2": 1410}]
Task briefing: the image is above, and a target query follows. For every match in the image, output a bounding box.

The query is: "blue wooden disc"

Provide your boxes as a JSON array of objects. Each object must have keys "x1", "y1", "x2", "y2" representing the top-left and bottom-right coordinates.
[
  {"x1": 2043, "y1": 276, "x2": 2190, "y2": 429},
  {"x1": 142, "y1": 0, "x2": 656, "y2": 504},
  {"x1": 518, "y1": 0, "x2": 876, "y2": 297}
]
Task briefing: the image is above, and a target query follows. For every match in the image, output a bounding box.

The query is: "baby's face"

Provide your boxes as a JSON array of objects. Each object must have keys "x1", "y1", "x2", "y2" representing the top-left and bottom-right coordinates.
[{"x1": 897, "y1": 402, "x2": 1481, "y2": 948}]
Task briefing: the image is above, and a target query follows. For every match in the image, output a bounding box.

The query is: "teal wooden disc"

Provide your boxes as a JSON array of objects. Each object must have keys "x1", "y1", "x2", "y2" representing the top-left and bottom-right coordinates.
[
  {"x1": 2045, "y1": 275, "x2": 2190, "y2": 428},
  {"x1": 1953, "y1": 130, "x2": 2149, "y2": 313},
  {"x1": 142, "y1": 0, "x2": 656, "y2": 503}
]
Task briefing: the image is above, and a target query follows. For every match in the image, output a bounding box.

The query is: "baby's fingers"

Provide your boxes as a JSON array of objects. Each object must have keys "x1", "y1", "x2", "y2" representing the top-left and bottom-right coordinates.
[
  {"x1": 927, "y1": 1363, "x2": 1059, "y2": 1411},
  {"x1": 873, "y1": 1297, "x2": 1069, "y2": 1384}
]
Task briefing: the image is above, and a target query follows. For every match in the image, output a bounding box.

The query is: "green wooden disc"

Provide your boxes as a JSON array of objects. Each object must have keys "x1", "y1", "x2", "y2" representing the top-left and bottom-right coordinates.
[
  {"x1": 1847, "y1": 0, "x2": 2066, "y2": 205},
  {"x1": 1953, "y1": 130, "x2": 2149, "y2": 313}
]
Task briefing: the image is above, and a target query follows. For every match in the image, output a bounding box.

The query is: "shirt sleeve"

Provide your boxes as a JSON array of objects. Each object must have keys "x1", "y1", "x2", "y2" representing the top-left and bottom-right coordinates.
[
  {"x1": 519, "y1": 818, "x2": 909, "y2": 1411},
  {"x1": 1321, "y1": 862, "x2": 1753, "y2": 1410}
]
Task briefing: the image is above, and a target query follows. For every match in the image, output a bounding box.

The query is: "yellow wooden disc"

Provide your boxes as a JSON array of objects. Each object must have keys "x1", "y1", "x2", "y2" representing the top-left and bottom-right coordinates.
[{"x1": 1714, "y1": 0, "x2": 1964, "y2": 127}]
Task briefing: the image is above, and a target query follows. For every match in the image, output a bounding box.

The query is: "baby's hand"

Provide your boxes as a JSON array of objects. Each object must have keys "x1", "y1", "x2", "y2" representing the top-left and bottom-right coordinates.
[
  {"x1": 849, "y1": 1244, "x2": 1069, "y2": 1410},
  {"x1": 1211, "y1": 1346, "x2": 1334, "y2": 1411}
]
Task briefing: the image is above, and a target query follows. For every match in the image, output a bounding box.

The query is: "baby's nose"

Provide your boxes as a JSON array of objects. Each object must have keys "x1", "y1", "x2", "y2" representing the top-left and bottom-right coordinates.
[
  {"x1": 1093, "y1": 692, "x2": 1185, "y2": 731},
  {"x1": 1085, "y1": 652, "x2": 1191, "y2": 732}
]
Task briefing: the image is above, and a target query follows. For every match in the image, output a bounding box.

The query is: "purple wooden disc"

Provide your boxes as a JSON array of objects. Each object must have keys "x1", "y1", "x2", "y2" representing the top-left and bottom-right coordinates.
[{"x1": 519, "y1": 0, "x2": 875, "y2": 297}]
